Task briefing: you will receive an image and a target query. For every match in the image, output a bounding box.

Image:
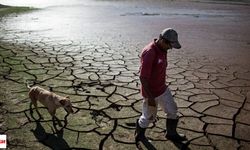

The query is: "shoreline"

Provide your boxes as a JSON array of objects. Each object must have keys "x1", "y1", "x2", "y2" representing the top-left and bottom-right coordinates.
[
  {"x1": 0, "y1": 4, "x2": 9, "y2": 8},
  {"x1": 0, "y1": 4, "x2": 37, "y2": 16}
]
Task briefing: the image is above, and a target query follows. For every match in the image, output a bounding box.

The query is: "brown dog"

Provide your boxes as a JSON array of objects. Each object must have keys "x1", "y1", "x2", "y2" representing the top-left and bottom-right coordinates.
[{"x1": 28, "y1": 86, "x2": 74, "y2": 125}]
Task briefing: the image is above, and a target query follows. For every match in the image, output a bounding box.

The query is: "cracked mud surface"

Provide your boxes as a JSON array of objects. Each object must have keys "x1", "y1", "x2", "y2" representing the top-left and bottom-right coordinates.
[{"x1": 1, "y1": 35, "x2": 250, "y2": 149}]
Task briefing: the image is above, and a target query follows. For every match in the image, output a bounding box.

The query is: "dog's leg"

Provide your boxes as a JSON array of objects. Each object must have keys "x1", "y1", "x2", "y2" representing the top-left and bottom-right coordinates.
[
  {"x1": 33, "y1": 100, "x2": 43, "y2": 120},
  {"x1": 49, "y1": 109, "x2": 58, "y2": 129},
  {"x1": 29, "y1": 94, "x2": 35, "y2": 114},
  {"x1": 49, "y1": 109, "x2": 63, "y2": 127},
  {"x1": 30, "y1": 101, "x2": 34, "y2": 114},
  {"x1": 30, "y1": 94, "x2": 43, "y2": 120},
  {"x1": 55, "y1": 116, "x2": 63, "y2": 127}
]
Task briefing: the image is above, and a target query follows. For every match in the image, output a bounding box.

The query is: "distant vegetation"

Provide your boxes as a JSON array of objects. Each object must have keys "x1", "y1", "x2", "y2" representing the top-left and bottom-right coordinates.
[{"x1": 0, "y1": 4, "x2": 37, "y2": 17}]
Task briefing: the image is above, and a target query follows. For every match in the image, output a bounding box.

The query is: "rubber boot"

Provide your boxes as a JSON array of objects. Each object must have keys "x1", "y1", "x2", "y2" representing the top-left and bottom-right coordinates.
[
  {"x1": 135, "y1": 120, "x2": 148, "y2": 144},
  {"x1": 165, "y1": 118, "x2": 186, "y2": 141}
]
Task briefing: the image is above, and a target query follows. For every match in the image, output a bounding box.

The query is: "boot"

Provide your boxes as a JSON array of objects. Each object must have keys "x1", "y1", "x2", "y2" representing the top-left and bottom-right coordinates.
[
  {"x1": 165, "y1": 118, "x2": 186, "y2": 141},
  {"x1": 135, "y1": 119, "x2": 148, "y2": 143}
]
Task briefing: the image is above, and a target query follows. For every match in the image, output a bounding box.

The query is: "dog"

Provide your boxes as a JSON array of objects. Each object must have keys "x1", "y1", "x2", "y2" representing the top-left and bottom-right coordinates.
[{"x1": 28, "y1": 85, "x2": 74, "y2": 126}]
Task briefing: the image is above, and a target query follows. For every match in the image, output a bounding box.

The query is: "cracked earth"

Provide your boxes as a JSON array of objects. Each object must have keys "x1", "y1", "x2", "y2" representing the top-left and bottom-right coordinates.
[{"x1": 1, "y1": 33, "x2": 250, "y2": 149}]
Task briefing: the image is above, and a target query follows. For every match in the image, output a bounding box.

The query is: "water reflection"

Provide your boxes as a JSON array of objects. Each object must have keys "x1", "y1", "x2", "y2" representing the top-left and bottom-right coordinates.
[
  {"x1": 0, "y1": 0, "x2": 247, "y2": 44},
  {"x1": 0, "y1": 1, "x2": 127, "y2": 41}
]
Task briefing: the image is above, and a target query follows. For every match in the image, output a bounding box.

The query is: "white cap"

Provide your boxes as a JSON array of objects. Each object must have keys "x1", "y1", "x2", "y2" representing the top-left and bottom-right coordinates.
[{"x1": 160, "y1": 28, "x2": 181, "y2": 49}]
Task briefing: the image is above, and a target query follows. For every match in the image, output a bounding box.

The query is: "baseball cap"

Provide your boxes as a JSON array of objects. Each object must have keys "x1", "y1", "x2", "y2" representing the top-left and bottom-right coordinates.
[{"x1": 160, "y1": 28, "x2": 181, "y2": 49}]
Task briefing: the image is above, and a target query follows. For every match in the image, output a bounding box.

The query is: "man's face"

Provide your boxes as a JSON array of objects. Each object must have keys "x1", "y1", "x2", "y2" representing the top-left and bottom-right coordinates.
[{"x1": 160, "y1": 38, "x2": 172, "y2": 52}]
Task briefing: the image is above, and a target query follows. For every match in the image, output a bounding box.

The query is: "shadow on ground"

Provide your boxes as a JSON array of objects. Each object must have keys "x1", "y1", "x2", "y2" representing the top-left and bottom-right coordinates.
[{"x1": 31, "y1": 121, "x2": 70, "y2": 150}]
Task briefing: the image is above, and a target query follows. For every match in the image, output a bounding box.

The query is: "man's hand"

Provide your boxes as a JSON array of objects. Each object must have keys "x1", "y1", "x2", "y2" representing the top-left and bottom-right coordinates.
[
  {"x1": 140, "y1": 77, "x2": 156, "y2": 107},
  {"x1": 148, "y1": 98, "x2": 156, "y2": 107}
]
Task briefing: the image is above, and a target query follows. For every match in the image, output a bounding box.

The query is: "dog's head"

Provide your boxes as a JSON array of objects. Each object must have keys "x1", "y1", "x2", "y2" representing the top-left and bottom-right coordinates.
[{"x1": 59, "y1": 96, "x2": 74, "y2": 114}]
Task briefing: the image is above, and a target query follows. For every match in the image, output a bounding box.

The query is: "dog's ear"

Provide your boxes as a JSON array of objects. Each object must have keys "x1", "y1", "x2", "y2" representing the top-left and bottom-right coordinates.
[{"x1": 59, "y1": 99, "x2": 66, "y2": 106}]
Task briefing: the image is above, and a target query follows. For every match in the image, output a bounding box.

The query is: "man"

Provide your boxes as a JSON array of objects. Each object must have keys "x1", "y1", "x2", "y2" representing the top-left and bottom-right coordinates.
[{"x1": 135, "y1": 28, "x2": 186, "y2": 144}]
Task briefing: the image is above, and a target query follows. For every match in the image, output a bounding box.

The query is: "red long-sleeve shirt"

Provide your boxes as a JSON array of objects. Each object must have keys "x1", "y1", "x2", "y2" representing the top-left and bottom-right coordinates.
[{"x1": 139, "y1": 40, "x2": 167, "y2": 98}]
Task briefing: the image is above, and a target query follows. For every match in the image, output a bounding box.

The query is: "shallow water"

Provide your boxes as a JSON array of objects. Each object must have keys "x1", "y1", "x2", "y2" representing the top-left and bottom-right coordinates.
[{"x1": 0, "y1": 0, "x2": 246, "y2": 41}]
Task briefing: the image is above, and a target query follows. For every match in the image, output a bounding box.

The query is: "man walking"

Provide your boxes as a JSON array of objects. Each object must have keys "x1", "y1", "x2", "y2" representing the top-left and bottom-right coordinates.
[{"x1": 135, "y1": 28, "x2": 186, "y2": 145}]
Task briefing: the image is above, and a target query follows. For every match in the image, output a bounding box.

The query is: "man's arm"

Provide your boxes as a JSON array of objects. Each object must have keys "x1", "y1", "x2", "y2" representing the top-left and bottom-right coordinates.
[{"x1": 140, "y1": 76, "x2": 156, "y2": 107}]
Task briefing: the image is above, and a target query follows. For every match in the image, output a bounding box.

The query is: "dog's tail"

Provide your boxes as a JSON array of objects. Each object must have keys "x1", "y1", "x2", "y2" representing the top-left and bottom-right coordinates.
[{"x1": 26, "y1": 80, "x2": 33, "y2": 89}]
